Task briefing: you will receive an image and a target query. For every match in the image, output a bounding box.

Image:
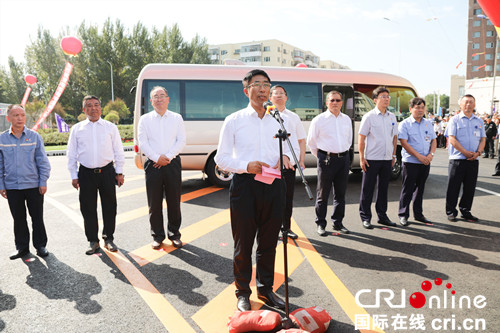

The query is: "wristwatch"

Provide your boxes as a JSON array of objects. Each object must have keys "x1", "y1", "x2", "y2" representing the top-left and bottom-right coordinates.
[{"x1": 431, "y1": 153, "x2": 434, "y2": 156}]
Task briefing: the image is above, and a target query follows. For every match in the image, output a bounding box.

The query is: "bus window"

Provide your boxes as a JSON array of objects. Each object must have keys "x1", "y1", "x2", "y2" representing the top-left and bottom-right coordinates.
[
  {"x1": 274, "y1": 82, "x2": 322, "y2": 121},
  {"x1": 354, "y1": 92, "x2": 375, "y2": 121},
  {"x1": 354, "y1": 85, "x2": 416, "y2": 121},
  {"x1": 143, "y1": 80, "x2": 181, "y2": 115},
  {"x1": 185, "y1": 81, "x2": 247, "y2": 120},
  {"x1": 322, "y1": 86, "x2": 354, "y2": 119}
]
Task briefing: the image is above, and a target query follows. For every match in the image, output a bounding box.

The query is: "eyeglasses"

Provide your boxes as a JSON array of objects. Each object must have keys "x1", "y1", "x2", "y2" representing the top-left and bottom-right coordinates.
[
  {"x1": 152, "y1": 94, "x2": 168, "y2": 100},
  {"x1": 272, "y1": 92, "x2": 286, "y2": 96},
  {"x1": 377, "y1": 95, "x2": 391, "y2": 99},
  {"x1": 329, "y1": 99, "x2": 343, "y2": 103},
  {"x1": 247, "y1": 82, "x2": 271, "y2": 89}
]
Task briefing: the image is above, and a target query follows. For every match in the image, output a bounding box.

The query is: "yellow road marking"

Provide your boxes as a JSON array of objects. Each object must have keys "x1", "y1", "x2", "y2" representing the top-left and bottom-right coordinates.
[
  {"x1": 290, "y1": 219, "x2": 385, "y2": 333},
  {"x1": 192, "y1": 239, "x2": 304, "y2": 333},
  {"x1": 129, "y1": 209, "x2": 230, "y2": 266},
  {"x1": 104, "y1": 249, "x2": 196, "y2": 333}
]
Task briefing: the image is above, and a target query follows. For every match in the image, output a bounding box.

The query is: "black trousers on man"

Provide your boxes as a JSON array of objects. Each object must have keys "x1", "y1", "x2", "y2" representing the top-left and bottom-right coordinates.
[
  {"x1": 359, "y1": 160, "x2": 392, "y2": 222},
  {"x1": 78, "y1": 162, "x2": 117, "y2": 242},
  {"x1": 446, "y1": 159, "x2": 478, "y2": 217},
  {"x1": 282, "y1": 168, "x2": 296, "y2": 231},
  {"x1": 230, "y1": 173, "x2": 284, "y2": 298},
  {"x1": 145, "y1": 157, "x2": 182, "y2": 242},
  {"x1": 6, "y1": 188, "x2": 47, "y2": 251},
  {"x1": 398, "y1": 162, "x2": 430, "y2": 219},
  {"x1": 315, "y1": 151, "x2": 350, "y2": 228},
  {"x1": 484, "y1": 137, "x2": 495, "y2": 157}
]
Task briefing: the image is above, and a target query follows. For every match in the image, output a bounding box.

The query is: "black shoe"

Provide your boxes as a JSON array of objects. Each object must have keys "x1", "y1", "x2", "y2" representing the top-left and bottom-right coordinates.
[
  {"x1": 317, "y1": 225, "x2": 327, "y2": 236},
  {"x1": 283, "y1": 229, "x2": 298, "y2": 239},
  {"x1": 171, "y1": 239, "x2": 183, "y2": 248},
  {"x1": 447, "y1": 215, "x2": 457, "y2": 222},
  {"x1": 257, "y1": 291, "x2": 285, "y2": 310},
  {"x1": 399, "y1": 217, "x2": 409, "y2": 226},
  {"x1": 362, "y1": 221, "x2": 373, "y2": 229},
  {"x1": 378, "y1": 219, "x2": 397, "y2": 227},
  {"x1": 237, "y1": 296, "x2": 251, "y2": 312},
  {"x1": 333, "y1": 225, "x2": 350, "y2": 234},
  {"x1": 461, "y1": 214, "x2": 479, "y2": 222},
  {"x1": 36, "y1": 247, "x2": 49, "y2": 257},
  {"x1": 414, "y1": 216, "x2": 432, "y2": 223},
  {"x1": 85, "y1": 241, "x2": 100, "y2": 255},
  {"x1": 492, "y1": 172, "x2": 500, "y2": 176},
  {"x1": 9, "y1": 248, "x2": 29, "y2": 260},
  {"x1": 152, "y1": 240, "x2": 162, "y2": 250},
  {"x1": 104, "y1": 240, "x2": 118, "y2": 252}
]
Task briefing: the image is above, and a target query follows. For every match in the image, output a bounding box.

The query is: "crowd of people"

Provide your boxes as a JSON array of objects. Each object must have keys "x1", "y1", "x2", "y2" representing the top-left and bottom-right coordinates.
[{"x1": 0, "y1": 69, "x2": 496, "y2": 313}]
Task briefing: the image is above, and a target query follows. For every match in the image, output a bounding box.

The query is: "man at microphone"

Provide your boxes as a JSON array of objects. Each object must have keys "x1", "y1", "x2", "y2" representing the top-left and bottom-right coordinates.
[{"x1": 215, "y1": 69, "x2": 293, "y2": 312}]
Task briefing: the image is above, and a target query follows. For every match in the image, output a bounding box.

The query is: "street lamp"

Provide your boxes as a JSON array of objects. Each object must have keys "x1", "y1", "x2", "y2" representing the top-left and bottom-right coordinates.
[{"x1": 106, "y1": 60, "x2": 115, "y2": 102}]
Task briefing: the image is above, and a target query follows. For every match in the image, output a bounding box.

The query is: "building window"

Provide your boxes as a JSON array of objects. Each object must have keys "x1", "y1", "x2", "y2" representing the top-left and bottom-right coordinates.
[
  {"x1": 283, "y1": 49, "x2": 287, "y2": 54},
  {"x1": 472, "y1": 54, "x2": 480, "y2": 61},
  {"x1": 473, "y1": 9, "x2": 481, "y2": 15},
  {"x1": 487, "y1": 30, "x2": 495, "y2": 37},
  {"x1": 485, "y1": 65, "x2": 492, "y2": 71},
  {"x1": 497, "y1": 64, "x2": 500, "y2": 71},
  {"x1": 234, "y1": 49, "x2": 240, "y2": 54},
  {"x1": 473, "y1": 20, "x2": 481, "y2": 27},
  {"x1": 264, "y1": 57, "x2": 270, "y2": 62},
  {"x1": 486, "y1": 53, "x2": 493, "y2": 60},
  {"x1": 472, "y1": 66, "x2": 480, "y2": 72},
  {"x1": 277, "y1": 47, "x2": 280, "y2": 52},
  {"x1": 473, "y1": 32, "x2": 481, "y2": 38},
  {"x1": 278, "y1": 57, "x2": 280, "y2": 62},
  {"x1": 282, "y1": 59, "x2": 286, "y2": 64},
  {"x1": 486, "y1": 42, "x2": 494, "y2": 48},
  {"x1": 487, "y1": 20, "x2": 493, "y2": 25},
  {"x1": 263, "y1": 46, "x2": 270, "y2": 52},
  {"x1": 472, "y1": 43, "x2": 480, "y2": 49},
  {"x1": 221, "y1": 50, "x2": 227, "y2": 55}
]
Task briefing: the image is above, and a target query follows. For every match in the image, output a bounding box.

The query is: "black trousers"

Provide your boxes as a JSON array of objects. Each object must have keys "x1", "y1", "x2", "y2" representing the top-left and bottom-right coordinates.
[
  {"x1": 315, "y1": 153, "x2": 350, "y2": 227},
  {"x1": 398, "y1": 162, "x2": 430, "y2": 219},
  {"x1": 6, "y1": 188, "x2": 47, "y2": 250},
  {"x1": 145, "y1": 157, "x2": 182, "y2": 242},
  {"x1": 282, "y1": 168, "x2": 296, "y2": 231},
  {"x1": 359, "y1": 160, "x2": 392, "y2": 222},
  {"x1": 78, "y1": 163, "x2": 117, "y2": 242},
  {"x1": 446, "y1": 159, "x2": 478, "y2": 217},
  {"x1": 495, "y1": 153, "x2": 500, "y2": 174},
  {"x1": 484, "y1": 137, "x2": 495, "y2": 157},
  {"x1": 230, "y1": 173, "x2": 284, "y2": 298}
]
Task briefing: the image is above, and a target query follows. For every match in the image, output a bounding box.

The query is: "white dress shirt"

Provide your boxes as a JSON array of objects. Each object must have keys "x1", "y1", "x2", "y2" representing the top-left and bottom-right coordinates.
[
  {"x1": 215, "y1": 104, "x2": 290, "y2": 174},
  {"x1": 67, "y1": 118, "x2": 125, "y2": 179},
  {"x1": 281, "y1": 109, "x2": 306, "y2": 163},
  {"x1": 358, "y1": 107, "x2": 398, "y2": 160},
  {"x1": 137, "y1": 110, "x2": 186, "y2": 162},
  {"x1": 307, "y1": 110, "x2": 352, "y2": 157}
]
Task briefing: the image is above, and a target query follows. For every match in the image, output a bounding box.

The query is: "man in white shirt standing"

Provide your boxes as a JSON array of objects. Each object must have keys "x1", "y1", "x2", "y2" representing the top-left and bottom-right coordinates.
[
  {"x1": 138, "y1": 86, "x2": 186, "y2": 250},
  {"x1": 358, "y1": 87, "x2": 398, "y2": 229},
  {"x1": 67, "y1": 96, "x2": 125, "y2": 255},
  {"x1": 269, "y1": 85, "x2": 306, "y2": 240},
  {"x1": 307, "y1": 91, "x2": 353, "y2": 236},
  {"x1": 215, "y1": 69, "x2": 293, "y2": 312}
]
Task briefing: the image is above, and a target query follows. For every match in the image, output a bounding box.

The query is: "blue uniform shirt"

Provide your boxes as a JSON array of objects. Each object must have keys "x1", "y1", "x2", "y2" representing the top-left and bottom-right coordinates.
[
  {"x1": 445, "y1": 113, "x2": 486, "y2": 160},
  {"x1": 398, "y1": 116, "x2": 436, "y2": 164},
  {"x1": 0, "y1": 126, "x2": 51, "y2": 190}
]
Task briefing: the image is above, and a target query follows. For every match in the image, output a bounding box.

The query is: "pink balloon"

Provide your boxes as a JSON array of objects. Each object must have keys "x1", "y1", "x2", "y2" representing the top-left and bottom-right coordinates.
[
  {"x1": 60, "y1": 36, "x2": 83, "y2": 56},
  {"x1": 295, "y1": 63, "x2": 308, "y2": 68},
  {"x1": 25, "y1": 74, "x2": 37, "y2": 85}
]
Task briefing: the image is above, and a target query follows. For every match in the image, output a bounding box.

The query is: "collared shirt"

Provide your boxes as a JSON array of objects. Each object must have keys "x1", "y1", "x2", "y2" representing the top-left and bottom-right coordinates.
[
  {"x1": 215, "y1": 104, "x2": 291, "y2": 174},
  {"x1": 281, "y1": 109, "x2": 306, "y2": 162},
  {"x1": 138, "y1": 110, "x2": 186, "y2": 162},
  {"x1": 445, "y1": 112, "x2": 486, "y2": 160},
  {"x1": 67, "y1": 118, "x2": 125, "y2": 179},
  {"x1": 398, "y1": 116, "x2": 436, "y2": 164},
  {"x1": 0, "y1": 126, "x2": 51, "y2": 190},
  {"x1": 307, "y1": 110, "x2": 352, "y2": 157},
  {"x1": 359, "y1": 107, "x2": 398, "y2": 160}
]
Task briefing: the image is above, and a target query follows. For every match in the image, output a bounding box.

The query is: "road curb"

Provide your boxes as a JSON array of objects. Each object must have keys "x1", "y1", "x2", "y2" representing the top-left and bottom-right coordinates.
[{"x1": 46, "y1": 146, "x2": 134, "y2": 156}]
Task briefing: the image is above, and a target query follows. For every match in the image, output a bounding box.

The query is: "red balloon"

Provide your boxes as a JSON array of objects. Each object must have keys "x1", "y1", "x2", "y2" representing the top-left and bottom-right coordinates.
[
  {"x1": 295, "y1": 63, "x2": 308, "y2": 68},
  {"x1": 60, "y1": 36, "x2": 83, "y2": 56},
  {"x1": 477, "y1": 0, "x2": 500, "y2": 27},
  {"x1": 25, "y1": 74, "x2": 37, "y2": 85}
]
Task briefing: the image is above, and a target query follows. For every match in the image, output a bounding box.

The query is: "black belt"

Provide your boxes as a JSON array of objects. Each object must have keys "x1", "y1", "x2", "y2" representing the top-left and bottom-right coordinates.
[
  {"x1": 80, "y1": 162, "x2": 113, "y2": 173},
  {"x1": 318, "y1": 149, "x2": 348, "y2": 158}
]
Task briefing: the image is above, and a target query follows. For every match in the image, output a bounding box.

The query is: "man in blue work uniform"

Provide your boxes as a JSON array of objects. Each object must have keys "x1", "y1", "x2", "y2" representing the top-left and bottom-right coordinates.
[
  {"x1": 397, "y1": 97, "x2": 437, "y2": 226},
  {"x1": 0, "y1": 104, "x2": 51, "y2": 260},
  {"x1": 445, "y1": 94, "x2": 486, "y2": 222}
]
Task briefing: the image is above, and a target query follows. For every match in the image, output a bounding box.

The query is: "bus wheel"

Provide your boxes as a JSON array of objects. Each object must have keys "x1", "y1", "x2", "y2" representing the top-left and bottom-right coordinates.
[
  {"x1": 206, "y1": 156, "x2": 233, "y2": 187},
  {"x1": 390, "y1": 156, "x2": 402, "y2": 180}
]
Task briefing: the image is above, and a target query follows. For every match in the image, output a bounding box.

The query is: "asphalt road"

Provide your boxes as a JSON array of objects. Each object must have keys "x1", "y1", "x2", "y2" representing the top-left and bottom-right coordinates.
[{"x1": 0, "y1": 149, "x2": 499, "y2": 333}]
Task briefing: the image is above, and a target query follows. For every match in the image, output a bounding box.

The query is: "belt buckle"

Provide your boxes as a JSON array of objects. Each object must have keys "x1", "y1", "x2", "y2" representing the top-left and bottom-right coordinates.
[{"x1": 94, "y1": 169, "x2": 102, "y2": 174}]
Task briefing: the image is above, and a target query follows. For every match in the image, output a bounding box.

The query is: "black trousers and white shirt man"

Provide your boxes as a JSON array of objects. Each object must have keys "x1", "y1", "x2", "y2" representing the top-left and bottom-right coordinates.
[
  {"x1": 307, "y1": 91, "x2": 352, "y2": 236},
  {"x1": 138, "y1": 86, "x2": 186, "y2": 250},
  {"x1": 215, "y1": 69, "x2": 293, "y2": 312},
  {"x1": 67, "y1": 96, "x2": 125, "y2": 255}
]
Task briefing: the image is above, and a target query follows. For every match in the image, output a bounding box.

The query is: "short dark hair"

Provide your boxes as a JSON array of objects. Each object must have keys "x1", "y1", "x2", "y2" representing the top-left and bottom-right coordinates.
[
  {"x1": 372, "y1": 86, "x2": 390, "y2": 99},
  {"x1": 7, "y1": 104, "x2": 24, "y2": 115},
  {"x1": 409, "y1": 97, "x2": 425, "y2": 108},
  {"x1": 326, "y1": 90, "x2": 343, "y2": 100},
  {"x1": 82, "y1": 95, "x2": 101, "y2": 108},
  {"x1": 460, "y1": 94, "x2": 475, "y2": 102},
  {"x1": 270, "y1": 85, "x2": 287, "y2": 96},
  {"x1": 243, "y1": 69, "x2": 271, "y2": 87}
]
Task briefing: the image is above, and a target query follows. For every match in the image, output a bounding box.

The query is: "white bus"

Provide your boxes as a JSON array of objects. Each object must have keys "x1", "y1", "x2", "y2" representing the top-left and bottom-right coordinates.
[{"x1": 133, "y1": 64, "x2": 417, "y2": 186}]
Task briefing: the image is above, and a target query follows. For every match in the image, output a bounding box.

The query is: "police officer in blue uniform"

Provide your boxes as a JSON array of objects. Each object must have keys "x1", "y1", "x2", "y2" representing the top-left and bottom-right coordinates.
[
  {"x1": 397, "y1": 97, "x2": 436, "y2": 226},
  {"x1": 445, "y1": 94, "x2": 486, "y2": 222}
]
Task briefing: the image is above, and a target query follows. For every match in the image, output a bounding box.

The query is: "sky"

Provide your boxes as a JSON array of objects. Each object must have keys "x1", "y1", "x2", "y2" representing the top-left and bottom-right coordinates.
[{"x1": 0, "y1": 0, "x2": 468, "y2": 97}]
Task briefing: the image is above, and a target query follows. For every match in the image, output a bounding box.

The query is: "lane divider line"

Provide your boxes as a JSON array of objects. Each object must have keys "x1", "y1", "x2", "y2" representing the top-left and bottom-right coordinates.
[{"x1": 476, "y1": 186, "x2": 500, "y2": 197}]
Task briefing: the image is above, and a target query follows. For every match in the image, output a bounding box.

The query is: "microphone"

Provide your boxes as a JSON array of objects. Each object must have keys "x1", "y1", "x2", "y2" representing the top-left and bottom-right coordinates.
[{"x1": 263, "y1": 101, "x2": 276, "y2": 114}]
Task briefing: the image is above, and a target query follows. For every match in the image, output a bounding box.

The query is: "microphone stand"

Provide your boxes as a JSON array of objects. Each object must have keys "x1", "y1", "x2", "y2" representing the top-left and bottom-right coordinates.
[{"x1": 267, "y1": 105, "x2": 313, "y2": 328}]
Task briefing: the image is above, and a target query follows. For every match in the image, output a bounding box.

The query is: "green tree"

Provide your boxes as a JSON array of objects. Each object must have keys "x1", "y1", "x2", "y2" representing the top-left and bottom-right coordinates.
[
  {"x1": 102, "y1": 97, "x2": 129, "y2": 120},
  {"x1": 24, "y1": 99, "x2": 46, "y2": 127},
  {"x1": 77, "y1": 113, "x2": 87, "y2": 122},
  {"x1": 6, "y1": 57, "x2": 26, "y2": 104},
  {"x1": 104, "y1": 110, "x2": 119, "y2": 124}
]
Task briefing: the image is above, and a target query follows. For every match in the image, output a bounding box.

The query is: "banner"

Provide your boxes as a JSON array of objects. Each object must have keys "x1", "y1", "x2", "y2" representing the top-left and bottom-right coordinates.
[
  {"x1": 32, "y1": 61, "x2": 73, "y2": 131},
  {"x1": 55, "y1": 113, "x2": 69, "y2": 133},
  {"x1": 20, "y1": 86, "x2": 32, "y2": 107}
]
